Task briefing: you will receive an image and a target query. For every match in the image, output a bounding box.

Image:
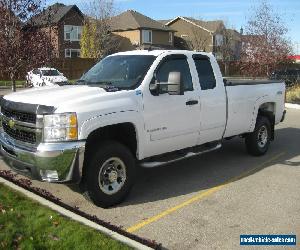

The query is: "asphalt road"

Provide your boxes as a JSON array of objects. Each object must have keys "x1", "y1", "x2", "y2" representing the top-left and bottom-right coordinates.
[
  {"x1": 0, "y1": 88, "x2": 25, "y2": 97},
  {"x1": 0, "y1": 108, "x2": 299, "y2": 250}
]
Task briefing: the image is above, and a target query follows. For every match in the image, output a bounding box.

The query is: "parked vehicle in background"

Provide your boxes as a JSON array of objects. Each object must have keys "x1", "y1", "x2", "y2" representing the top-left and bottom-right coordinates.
[
  {"x1": 26, "y1": 68, "x2": 68, "y2": 87},
  {"x1": 270, "y1": 69, "x2": 300, "y2": 87},
  {"x1": 0, "y1": 50, "x2": 286, "y2": 208}
]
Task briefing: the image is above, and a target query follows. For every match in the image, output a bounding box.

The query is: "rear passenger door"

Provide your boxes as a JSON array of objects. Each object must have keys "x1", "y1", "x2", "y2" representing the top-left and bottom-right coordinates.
[{"x1": 192, "y1": 55, "x2": 226, "y2": 144}]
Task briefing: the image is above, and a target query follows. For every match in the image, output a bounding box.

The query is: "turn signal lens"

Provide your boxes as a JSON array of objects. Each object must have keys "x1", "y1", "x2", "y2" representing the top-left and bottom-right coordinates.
[{"x1": 68, "y1": 127, "x2": 78, "y2": 140}]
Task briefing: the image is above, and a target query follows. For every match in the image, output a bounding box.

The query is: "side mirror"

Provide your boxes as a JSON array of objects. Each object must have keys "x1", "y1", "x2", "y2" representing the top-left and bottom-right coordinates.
[
  {"x1": 166, "y1": 72, "x2": 183, "y2": 95},
  {"x1": 149, "y1": 71, "x2": 183, "y2": 96}
]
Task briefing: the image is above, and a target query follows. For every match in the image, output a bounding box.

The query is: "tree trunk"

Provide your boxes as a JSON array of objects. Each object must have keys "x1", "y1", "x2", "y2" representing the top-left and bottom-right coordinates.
[
  {"x1": 11, "y1": 73, "x2": 16, "y2": 92},
  {"x1": 224, "y1": 62, "x2": 229, "y2": 76}
]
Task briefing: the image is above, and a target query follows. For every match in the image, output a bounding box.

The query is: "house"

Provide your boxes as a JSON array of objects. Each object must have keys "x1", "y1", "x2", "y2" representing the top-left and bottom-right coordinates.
[
  {"x1": 110, "y1": 10, "x2": 175, "y2": 50},
  {"x1": 224, "y1": 29, "x2": 242, "y2": 61},
  {"x1": 162, "y1": 17, "x2": 240, "y2": 60},
  {"x1": 163, "y1": 17, "x2": 225, "y2": 57},
  {"x1": 29, "y1": 3, "x2": 84, "y2": 58}
]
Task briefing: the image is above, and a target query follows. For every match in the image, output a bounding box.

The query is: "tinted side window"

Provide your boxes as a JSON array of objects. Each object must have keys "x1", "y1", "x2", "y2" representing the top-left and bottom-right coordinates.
[
  {"x1": 156, "y1": 58, "x2": 193, "y2": 91},
  {"x1": 194, "y1": 58, "x2": 216, "y2": 90}
]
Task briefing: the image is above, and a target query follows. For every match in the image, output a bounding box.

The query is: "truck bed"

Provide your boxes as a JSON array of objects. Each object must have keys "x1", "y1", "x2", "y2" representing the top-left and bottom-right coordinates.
[{"x1": 224, "y1": 81, "x2": 285, "y2": 138}]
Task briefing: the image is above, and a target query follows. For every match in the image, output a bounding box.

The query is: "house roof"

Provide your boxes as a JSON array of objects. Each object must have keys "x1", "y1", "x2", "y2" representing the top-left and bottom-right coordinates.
[
  {"x1": 157, "y1": 19, "x2": 171, "y2": 25},
  {"x1": 226, "y1": 29, "x2": 242, "y2": 41},
  {"x1": 166, "y1": 16, "x2": 224, "y2": 33},
  {"x1": 110, "y1": 10, "x2": 174, "y2": 32},
  {"x1": 29, "y1": 3, "x2": 83, "y2": 26}
]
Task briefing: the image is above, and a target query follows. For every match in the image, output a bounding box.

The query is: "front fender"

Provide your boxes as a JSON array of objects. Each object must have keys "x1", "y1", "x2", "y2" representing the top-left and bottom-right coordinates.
[{"x1": 78, "y1": 110, "x2": 146, "y2": 160}]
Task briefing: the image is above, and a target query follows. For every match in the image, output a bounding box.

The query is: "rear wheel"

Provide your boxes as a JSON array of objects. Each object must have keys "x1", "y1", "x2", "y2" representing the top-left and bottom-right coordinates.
[
  {"x1": 245, "y1": 116, "x2": 271, "y2": 156},
  {"x1": 84, "y1": 141, "x2": 136, "y2": 208}
]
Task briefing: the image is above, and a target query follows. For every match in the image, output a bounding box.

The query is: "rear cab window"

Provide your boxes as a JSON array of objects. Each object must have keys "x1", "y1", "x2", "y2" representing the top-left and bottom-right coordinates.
[{"x1": 193, "y1": 55, "x2": 216, "y2": 90}]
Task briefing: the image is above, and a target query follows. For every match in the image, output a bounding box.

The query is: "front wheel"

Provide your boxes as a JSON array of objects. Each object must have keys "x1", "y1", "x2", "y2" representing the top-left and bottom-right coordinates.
[
  {"x1": 245, "y1": 116, "x2": 271, "y2": 156},
  {"x1": 84, "y1": 141, "x2": 136, "y2": 208}
]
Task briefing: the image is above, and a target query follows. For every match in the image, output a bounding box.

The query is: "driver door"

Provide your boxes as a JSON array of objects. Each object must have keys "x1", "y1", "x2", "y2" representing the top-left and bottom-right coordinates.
[{"x1": 142, "y1": 54, "x2": 201, "y2": 158}]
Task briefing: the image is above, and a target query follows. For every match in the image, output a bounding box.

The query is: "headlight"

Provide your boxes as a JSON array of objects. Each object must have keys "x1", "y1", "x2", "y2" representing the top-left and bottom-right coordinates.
[{"x1": 43, "y1": 113, "x2": 78, "y2": 142}]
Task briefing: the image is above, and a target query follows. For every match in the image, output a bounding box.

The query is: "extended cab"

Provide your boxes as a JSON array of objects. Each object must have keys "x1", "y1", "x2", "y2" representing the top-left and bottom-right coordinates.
[{"x1": 0, "y1": 50, "x2": 286, "y2": 207}]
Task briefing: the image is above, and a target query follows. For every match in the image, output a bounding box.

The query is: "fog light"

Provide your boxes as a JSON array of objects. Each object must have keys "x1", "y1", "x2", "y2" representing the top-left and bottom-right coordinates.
[{"x1": 40, "y1": 170, "x2": 59, "y2": 181}]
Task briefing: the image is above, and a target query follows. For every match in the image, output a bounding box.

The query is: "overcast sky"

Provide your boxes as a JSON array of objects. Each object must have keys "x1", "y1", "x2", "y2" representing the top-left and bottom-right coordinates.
[{"x1": 47, "y1": 0, "x2": 300, "y2": 54}]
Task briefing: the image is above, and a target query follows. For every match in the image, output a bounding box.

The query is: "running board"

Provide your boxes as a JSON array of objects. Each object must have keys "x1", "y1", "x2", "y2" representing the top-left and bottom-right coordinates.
[{"x1": 140, "y1": 143, "x2": 222, "y2": 168}]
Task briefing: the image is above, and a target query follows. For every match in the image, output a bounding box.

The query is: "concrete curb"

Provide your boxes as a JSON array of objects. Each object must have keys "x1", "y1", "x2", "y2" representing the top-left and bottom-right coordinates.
[
  {"x1": 285, "y1": 103, "x2": 300, "y2": 110},
  {"x1": 0, "y1": 177, "x2": 153, "y2": 250}
]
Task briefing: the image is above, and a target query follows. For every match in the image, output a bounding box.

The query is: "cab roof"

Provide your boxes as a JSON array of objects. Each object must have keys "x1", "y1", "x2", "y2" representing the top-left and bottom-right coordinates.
[{"x1": 113, "y1": 50, "x2": 212, "y2": 57}]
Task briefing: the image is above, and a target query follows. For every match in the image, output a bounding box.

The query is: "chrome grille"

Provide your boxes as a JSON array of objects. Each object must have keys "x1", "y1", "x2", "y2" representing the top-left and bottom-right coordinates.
[
  {"x1": 2, "y1": 121, "x2": 36, "y2": 144},
  {"x1": 1, "y1": 106, "x2": 36, "y2": 124}
]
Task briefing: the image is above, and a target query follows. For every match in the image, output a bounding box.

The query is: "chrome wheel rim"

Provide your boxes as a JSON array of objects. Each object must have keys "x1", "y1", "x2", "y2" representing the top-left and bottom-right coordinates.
[
  {"x1": 257, "y1": 125, "x2": 268, "y2": 148},
  {"x1": 98, "y1": 157, "x2": 127, "y2": 195}
]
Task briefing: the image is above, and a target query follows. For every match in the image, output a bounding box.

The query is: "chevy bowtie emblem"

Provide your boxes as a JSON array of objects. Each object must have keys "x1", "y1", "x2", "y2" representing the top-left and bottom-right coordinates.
[{"x1": 8, "y1": 119, "x2": 15, "y2": 129}]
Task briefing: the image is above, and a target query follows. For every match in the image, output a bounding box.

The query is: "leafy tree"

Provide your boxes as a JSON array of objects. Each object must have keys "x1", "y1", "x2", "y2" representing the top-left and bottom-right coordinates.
[
  {"x1": 239, "y1": 0, "x2": 292, "y2": 77},
  {"x1": 0, "y1": 0, "x2": 55, "y2": 91},
  {"x1": 80, "y1": 0, "x2": 120, "y2": 59}
]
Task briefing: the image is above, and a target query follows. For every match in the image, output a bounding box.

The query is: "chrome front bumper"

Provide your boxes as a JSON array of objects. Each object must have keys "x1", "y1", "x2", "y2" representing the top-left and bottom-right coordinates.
[{"x1": 0, "y1": 131, "x2": 85, "y2": 183}]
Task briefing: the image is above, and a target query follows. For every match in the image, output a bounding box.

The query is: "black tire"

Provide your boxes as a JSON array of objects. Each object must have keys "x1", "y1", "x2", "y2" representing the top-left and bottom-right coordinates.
[
  {"x1": 84, "y1": 140, "x2": 136, "y2": 208},
  {"x1": 245, "y1": 116, "x2": 271, "y2": 156}
]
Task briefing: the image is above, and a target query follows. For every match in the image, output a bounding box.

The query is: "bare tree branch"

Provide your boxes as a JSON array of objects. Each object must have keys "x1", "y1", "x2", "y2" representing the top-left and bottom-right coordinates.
[{"x1": 239, "y1": 0, "x2": 292, "y2": 77}]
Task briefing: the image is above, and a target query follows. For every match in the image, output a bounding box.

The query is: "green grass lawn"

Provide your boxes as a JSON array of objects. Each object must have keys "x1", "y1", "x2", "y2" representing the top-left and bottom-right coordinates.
[
  {"x1": 286, "y1": 85, "x2": 300, "y2": 104},
  {"x1": 0, "y1": 81, "x2": 26, "y2": 87},
  {"x1": 0, "y1": 184, "x2": 132, "y2": 250}
]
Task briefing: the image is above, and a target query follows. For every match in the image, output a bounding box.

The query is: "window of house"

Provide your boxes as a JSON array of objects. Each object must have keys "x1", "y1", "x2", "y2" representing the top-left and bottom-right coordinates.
[
  {"x1": 64, "y1": 25, "x2": 83, "y2": 41},
  {"x1": 156, "y1": 57, "x2": 193, "y2": 92},
  {"x1": 142, "y1": 30, "x2": 152, "y2": 44},
  {"x1": 215, "y1": 34, "x2": 224, "y2": 46},
  {"x1": 193, "y1": 57, "x2": 216, "y2": 90},
  {"x1": 169, "y1": 32, "x2": 173, "y2": 43},
  {"x1": 65, "y1": 49, "x2": 81, "y2": 58}
]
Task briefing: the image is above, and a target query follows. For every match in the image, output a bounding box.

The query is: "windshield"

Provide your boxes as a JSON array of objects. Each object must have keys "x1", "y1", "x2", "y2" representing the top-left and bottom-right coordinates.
[
  {"x1": 79, "y1": 55, "x2": 156, "y2": 89},
  {"x1": 42, "y1": 70, "x2": 60, "y2": 76}
]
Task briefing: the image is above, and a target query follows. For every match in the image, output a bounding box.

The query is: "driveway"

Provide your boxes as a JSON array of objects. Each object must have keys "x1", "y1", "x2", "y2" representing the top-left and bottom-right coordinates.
[{"x1": 1, "y1": 108, "x2": 299, "y2": 249}]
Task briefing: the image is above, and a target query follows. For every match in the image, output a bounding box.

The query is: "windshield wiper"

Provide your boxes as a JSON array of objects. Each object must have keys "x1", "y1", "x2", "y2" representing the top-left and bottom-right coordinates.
[
  {"x1": 92, "y1": 81, "x2": 114, "y2": 85},
  {"x1": 87, "y1": 81, "x2": 120, "y2": 92},
  {"x1": 75, "y1": 79, "x2": 87, "y2": 85}
]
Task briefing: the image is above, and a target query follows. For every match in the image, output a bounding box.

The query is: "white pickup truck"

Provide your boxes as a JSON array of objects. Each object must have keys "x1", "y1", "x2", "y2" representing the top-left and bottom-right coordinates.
[{"x1": 0, "y1": 50, "x2": 286, "y2": 207}]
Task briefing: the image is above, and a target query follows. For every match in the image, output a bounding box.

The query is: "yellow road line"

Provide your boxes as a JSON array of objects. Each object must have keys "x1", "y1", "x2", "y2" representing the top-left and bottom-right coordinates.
[{"x1": 126, "y1": 152, "x2": 286, "y2": 233}]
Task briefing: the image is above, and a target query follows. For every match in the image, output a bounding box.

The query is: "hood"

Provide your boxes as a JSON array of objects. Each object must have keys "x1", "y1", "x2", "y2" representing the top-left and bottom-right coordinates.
[{"x1": 3, "y1": 85, "x2": 107, "y2": 108}]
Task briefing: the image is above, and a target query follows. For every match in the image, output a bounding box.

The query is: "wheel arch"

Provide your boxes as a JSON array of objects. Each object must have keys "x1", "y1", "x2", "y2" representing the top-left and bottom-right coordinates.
[
  {"x1": 81, "y1": 122, "x2": 138, "y2": 182},
  {"x1": 255, "y1": 102, "x2": 276, "y2": 140}
]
